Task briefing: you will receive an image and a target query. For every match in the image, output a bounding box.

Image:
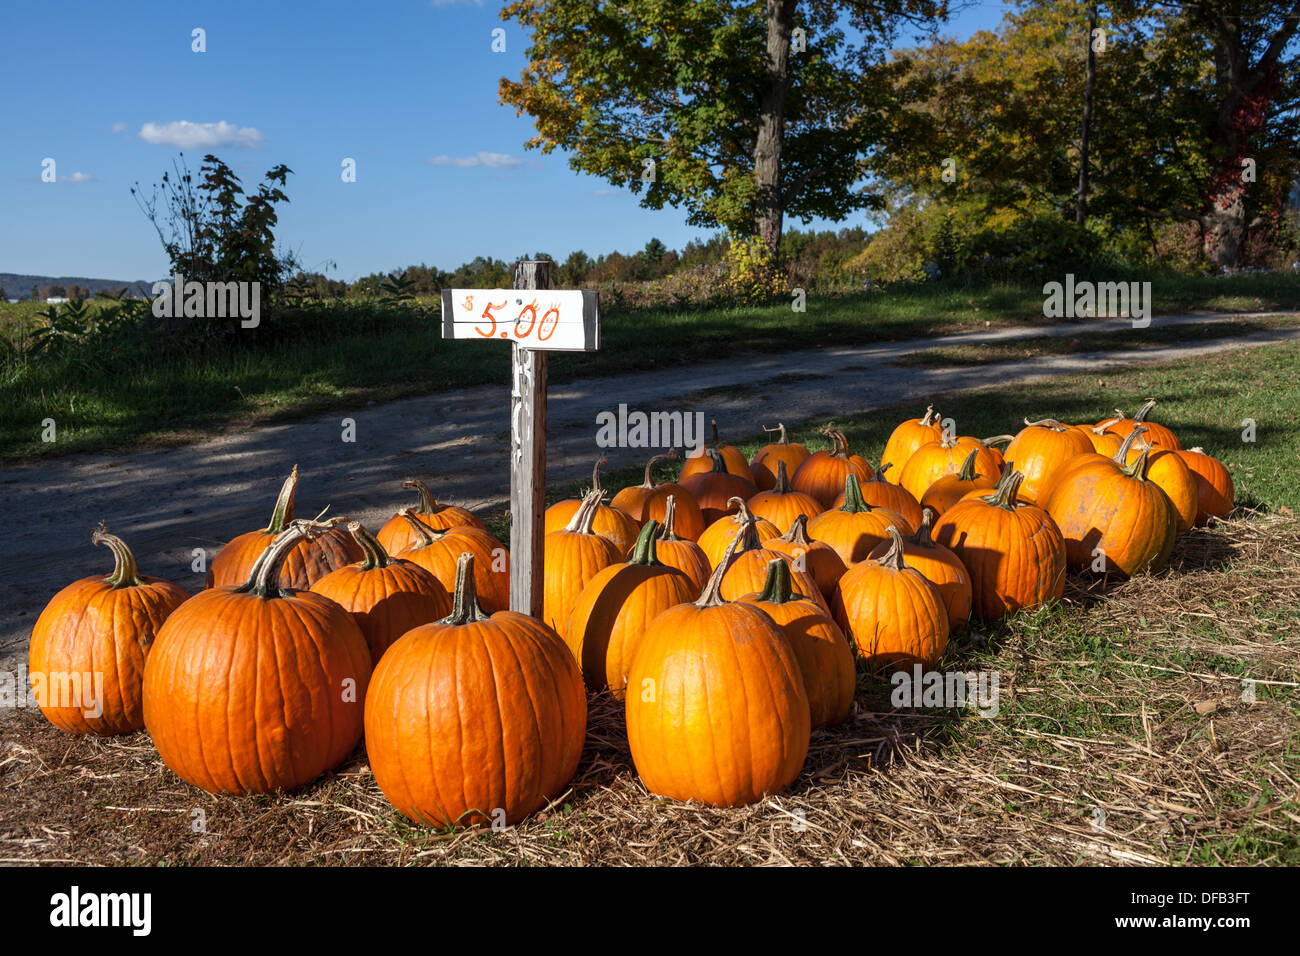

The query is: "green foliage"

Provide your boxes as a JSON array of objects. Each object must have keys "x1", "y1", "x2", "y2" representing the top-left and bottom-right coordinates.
[{"x1": 721, "y1": 234, "x2": 788, "y2": 302}]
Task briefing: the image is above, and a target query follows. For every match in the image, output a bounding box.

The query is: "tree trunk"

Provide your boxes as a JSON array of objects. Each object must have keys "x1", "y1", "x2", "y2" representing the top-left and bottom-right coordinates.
[
  {"x1": 1076, "y1": 6, "x2": 1097, "y2": 226},
  {"x1": 754, "y1": 0, "x2": 799, "y2": 257}
]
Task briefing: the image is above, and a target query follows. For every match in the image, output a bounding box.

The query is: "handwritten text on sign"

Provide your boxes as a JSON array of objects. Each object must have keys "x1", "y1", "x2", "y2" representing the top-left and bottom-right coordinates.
[{"x1": 440, "y1": 289, "x2": 599, "y2": 351}]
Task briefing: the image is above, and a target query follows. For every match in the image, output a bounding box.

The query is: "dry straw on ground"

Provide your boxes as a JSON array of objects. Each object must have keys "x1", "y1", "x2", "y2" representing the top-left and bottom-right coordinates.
[{"x1": 2, "y1": 516, "x2": 1297, "y2": 866}]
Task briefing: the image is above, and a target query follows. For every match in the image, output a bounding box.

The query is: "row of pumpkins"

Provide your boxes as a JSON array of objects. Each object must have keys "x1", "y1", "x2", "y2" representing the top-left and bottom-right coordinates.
[{"x1": 28, "y1": 400, "x2": 1235, "y2": 818}]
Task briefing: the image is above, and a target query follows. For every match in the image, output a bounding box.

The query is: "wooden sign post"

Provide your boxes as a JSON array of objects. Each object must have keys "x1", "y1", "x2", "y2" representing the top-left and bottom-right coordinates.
[{"x1": 441, "y1": 261, "x2": 600, "y2": 618}]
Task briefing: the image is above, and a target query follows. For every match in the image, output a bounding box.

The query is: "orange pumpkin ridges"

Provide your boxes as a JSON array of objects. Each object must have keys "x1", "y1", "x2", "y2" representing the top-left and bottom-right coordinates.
[
  {"x1": 746, "y1": 458, "x2": 826, "y2": 533},
  {"x1": 310, "y1": 520, "x2": 451, "y2": 667},
  {"x1": 565, "y1": 520, "x2": 697, "y2": 697},
  {"x1": 714, "y1": 502, "x2": 831, "y2": 613},
  {"x1": 866, "y1": 508, "x2": 972, "y2": 635},
  {"x1": 543, "y1": 490, "x2": 625, "y2": 638},
  {"x1": 807, "y1": 472, "x2": 909, "y2": 566},
  {"x1": 610, "y1": 449, "x2": 680, "y2": 522},
  {"x1": 679, "y1": 447, "x2": 759, "y2": 525},
  {"x1": 1003, "y1": 417, "x2": 1095, "y2": 505},
  {"x1": 881, "y1": 405, "x2": 943, "y2": 484},
  {"x1": 625, "y1": 527, "x2": 810, "y2": 807},
  {"x1": 1125, "y1": 435, "x2": 1199, "y2": 533},
  {"x1": 29, "y1": 526, "x2": 189, "y2": 736},
  {"x1": 764, "y1": 512, "x2": 848, "y2": 596},
  {"x1": 143, "y1": 520, "x2": 372, "y2": 795},
  {"x1": 396, "y1": 509, "x2": 511, "y2": 613},
  {"x1": 1109, "y1": 398, "x2": 1182, "y2": 450},
  {"x1": 699, "y1": 495, "x2": 783, "y2": 568},
  {"x1": 652, "y1": 495, "x2": 712, "y2": 593},
  {"x1": 375, "y1": 478, "x2": 486, "y2": 554},
  {"x1": 750, "y1": 422, "x2": 812, "y2": 490},
  {"x1": 920, "y1": 447, "x2": 999, "y2": 516},
  {"x1": 1177, "y1": 447, "x2": 1235, "y2": 524},
  {"x1": 737, "y1": 558, "x2": 855, "y2": 729},
  {"x1": 544, "y1": 458, "x2": 641, "y2": 554},
  {"x1": 790, "y1": 424, "x2": 874, "y2": 507},
  {"x1": 835, "y1": 462, "x2": 924, "y2": 529},
  {"x1": 365, "y1": 552, "x2": 586, "y2": 827},
  {"x1": 897, "y1": 434, "x2": 1001, "y2": 504}
]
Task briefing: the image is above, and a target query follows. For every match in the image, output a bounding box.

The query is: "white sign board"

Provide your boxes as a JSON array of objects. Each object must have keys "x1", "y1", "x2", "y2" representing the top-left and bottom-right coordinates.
[{"x1": 441, "y1": 288, "x2": 599, "y2": 351}]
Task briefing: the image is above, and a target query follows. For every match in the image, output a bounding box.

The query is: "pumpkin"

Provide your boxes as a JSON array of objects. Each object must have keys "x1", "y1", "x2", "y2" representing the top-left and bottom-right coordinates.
[
  {"x1": 932, "y1": 470, "x2": 1067, "y2": 620},
  {"x1": 881, "y1": 404, "x2": 943, "y2": 483},
  {"x1": 866, "y1": 508, "x2": 971, "y2": 635},
  {"x1": 1124, "y1": 438, "x2": 1199, "y2": 533},
  {"x1": 746, "y1": 459, "x2": 824, "y2": 532},
  {"x1": 1176, "y1": 447, "x2": 1235, "y2": 524},
  {"x1": 143, "y1": 521, "x2": 371, "y2": 794},
  {"x1": 1043, "y1": 434, "x2": 1178, "y2": 578},
  {"x1": 807, "y1": 473, "x2": 910, "y2": 566},
  {"x1": 679, "y1": 448, "x2": 759, "y2": 525},
  {"x1": 1083, "y1": 412, "x2": 1127, "y2": 457},
  {"x1": 625, "y1": 532, "x2": 810, "y2": 807},
  {"x1": 565, "y1": 521, "x2": 697, "y2": 696},
  {"x1": 678, "y1": 419, "x2": 752, "y2": 483},
  {"x1": 610, "y1": 450, "x2": 677, "y2": 522},
  {"x1": 764, "y1": 513, "x2": 848, "y2": 596},
  {"x1": 28, "y1": 528, "x2": 189, "y2": 735},
  {"x1": 1003, "y1": 418, "x2": 1095, "y2": 505},
  {"x1": 395, "y1": 510, "x2": 511, "y2": 613},
  {"x1": 750, "y1": 422, "x2": 811, "y2": 490},
  {"x1": 830, "y1": 463, "x2": 924, "y2": 529},
  {"x1": 310, "y1": 520, "x2": 450, "y2": 667},
  {"x1": 919, "y1": 448, "x2": 999, "y2": 516},
  {"x1": 653, "y1": 496, "x2": 712, "y2": 592},
  {"x1": 791, "y1": 425, "x2": 874, "y2": 507},
  {"x1": 698, "y1": 497, "x2": 782, "y2": 568},
  {"x1": 897, "y1": 435, "x2": 1001, "y2": 503},
  {"x1": 365, "y1": 553, "x2": 586, "y2": 827},
  {"x1": 831, "y1": 526, "x2": 949, "y2": 668},
  {"x1": 376, "y1": 478, "x2": 485, "y2": 554},
  {"x1": 737, "y1": 559, "x2": 855, "y2": 729},
  {"x1": 544, "y1": 458, "x2": 640, "y2": 554},
  {"x1": 715, "y1": 508, "x2": 830, "y2": 613},
  {"x1": 543, "y1": 491, "x2": 624, "y2": 638},
  {"x1": 208, "y1": 465, "x2": 362, "y2": 590},
  {"x1": 982, "y1": 434, "x2": 1014, "y2": 473},
  {"x1": 1106, "y1": 398, "x2": 1182, "y2": 449},
  {"x1": 610, "y1": 451, "x2": 707, "y2": 541}
]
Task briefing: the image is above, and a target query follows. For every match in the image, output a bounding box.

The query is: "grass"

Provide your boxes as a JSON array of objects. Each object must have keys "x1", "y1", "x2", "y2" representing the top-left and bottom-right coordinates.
[{"x1": 3, "y1": 271, "x2": 1298, "y2": 462}]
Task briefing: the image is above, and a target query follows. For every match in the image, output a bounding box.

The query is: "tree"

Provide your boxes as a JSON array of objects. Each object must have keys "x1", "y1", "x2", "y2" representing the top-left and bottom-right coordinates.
[
  {"x1": 40, "y1": 285, "x2": 66, "y2": 299},
  {"x1": 500, "y1": 0, "x2": 947, "y2": 256}
]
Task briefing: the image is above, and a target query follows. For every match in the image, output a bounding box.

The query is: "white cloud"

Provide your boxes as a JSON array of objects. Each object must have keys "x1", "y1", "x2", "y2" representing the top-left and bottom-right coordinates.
[
  {"x1": 138, "y1": 120, "x2": 266, "y2": 150},
  {"x1": 591, "y1": 188, "x2": 619, "y2": 197},
  {"x1": 426, "y1": 151, "x2": 525, "y2": 169},
  {"x1": 111, "y1": 122, "x2": 126, "y2": 134},
  {"x1": 64, "y1": 172, "x2": 94, "y2": 183}
]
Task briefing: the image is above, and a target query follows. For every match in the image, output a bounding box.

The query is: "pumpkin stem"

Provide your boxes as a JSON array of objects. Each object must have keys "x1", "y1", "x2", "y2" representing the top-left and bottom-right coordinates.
[
  {"x1": 910, "y1": 508, "x2": 938, "y2": 549},
  {"x1": 1123, "y1": 446, "x2": 1154, "y2": 481},
  {"x1": 779, "y1": 512, "x2": 814, "y2": 548},
  {"x1": 1111, "y1": 425, "x2": 1147, "y2": 465},
  {"x1": 1133, "y1": 399, "x2": 1157, "y2": 423},
  {"x1": 982, "y1": 434, "x2": 1014, "y2": 448},
  {"x1": 347, "y1": 520, "x2": 391, "y2": 570},
  {"x1": 398, "y1": 508, "x2": 442, "y2": 549},
  {"x1": 694, "y1": 518, "x2": 747, "y2": 608},
  {"x1": 638, "y1": 450, "x2": 678, "y2": 489},
  {"x1": 726, "y1": 496, "x2": 764, "y2": 552},
  {"x1": 264, "y1": 465, "x2": 299, "y2": 533},
  {"x1": 838, "y1": 473, "x2": 872, "y2": 513},
  {"x1": 920, "y1": 404, "x2": 938, "y2": 427},
  {"x1": 401, "y1": 478, "x2": 440, "y2": 516},
  {"x1": 983, "y1": 469, "x2": 1026, "y2": 510},
  {"x1": 820, "y1": 424, "x2": 850, "y2": 459},
  {"x1": 439, "y1": 552, "x2": 491, "y2": 624},
  {"x1": 876, "y1": 526, "x2": 908, "y2": 570},
  {"x1": 589, "y1": 457, "x2": 607, "y2": 494},
  {"x1": 771, "y1": 458, "x2": 793, "y2": 493},
  {"x1": 755, "y1": 558, "x2": 795, "y2": 604},
  {"x1": 564, "y1": 490, "x2": 604, "y2": 534},
  {"x1": 658, "y1": 495, "x2": 682, "y2": 541},
  {"x1": 1023, "y1": 417, "x2": 1067, "y2": 431},
  {"x1": 704, "y1": 447, "x2": 728, "y2": 474},
  {"x1": 870, "y1": 461, "x2": 894, "y2": 482},
  {"x1": 709, "y1": 419, "x2": 720, "y2": 448},
  {"x1": 1189, "y1": 446, "x2": 1205, "y2": 453},
  {"x1": 955, "y1": 448, "x2": 980, "y2": 482},
  {"x1": 92, "y1": 525, "x2": 145, "y2": 588},
  {"x1": 628, "y1": 520, "x2": 663, "y2": 566},
  {"x1": 762, "y1": 422, "x2": 789, "y2": 445},
  {"x1": 1090, "y1": 415, "x2": 1124, "y2": 435},
  {"x1": 235, "y1": 519, "x2": 331, "y2": 599}
]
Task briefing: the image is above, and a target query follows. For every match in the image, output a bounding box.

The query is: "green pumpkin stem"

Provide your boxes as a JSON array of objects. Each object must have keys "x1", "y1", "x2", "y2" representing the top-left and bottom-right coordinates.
[
  {"x1": 838, "y1": 473, "x2": 871, "y2": 513},
  {"x1": 564, "y1": 490, "x2": 604, "y2": 534},
  {"x1": 439, "y1": 552, "x2": 491, "y2": 624},
  {"x1": 657, "y1": 495, "x2": 682, "y2": 541},
  {"x1": 628, "y1": 520, "x2": 663, "y2": 566},
  {"x1": 756, "y1": 558, "x2": 795, "y2": 604},
  {"x1": 876, "y1": 526, "x2": 908, "y2": 570},
  {"x1": 236, "y1": 519, "x2": 328, "y2": 599},
  {"x1": 910, "y1": 508, "x2": 938, "y2": 548},
  {"x1": 401, "y1": 478, "x2": 440, "y2": 516},
  {"x1": 955, "y1": 448, "x2": 980, "y2": 482},
  {"x1": 264, "y1": 465, "x2": 299, "y2": 533},
  {"x1": 92, "y1": 526, "x2": 145, "y2": 588},
  {"x1": 984, "y1": 470, "x2": 1026, "y2": 510},
  {"x1": 762, "y1": 422, "x2": 790, "y2": 445},
  {"x1": 347, "y1": 520, "x2": 391, "y2": 570},
  {"x1": 638, "y1": 450, "x2": 678, "y2": 489}
]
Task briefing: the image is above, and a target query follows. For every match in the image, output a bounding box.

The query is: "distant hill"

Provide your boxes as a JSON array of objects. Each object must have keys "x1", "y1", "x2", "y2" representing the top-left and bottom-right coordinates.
[{"x1": 0, "y1": 273, "x2": 156, "y2": 300}]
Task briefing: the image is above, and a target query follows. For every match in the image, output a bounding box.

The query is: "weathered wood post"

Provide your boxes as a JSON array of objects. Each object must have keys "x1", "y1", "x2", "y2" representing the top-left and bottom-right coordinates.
[{"x1": 510, "y1": 260, "x2": 549, "y2": 617}]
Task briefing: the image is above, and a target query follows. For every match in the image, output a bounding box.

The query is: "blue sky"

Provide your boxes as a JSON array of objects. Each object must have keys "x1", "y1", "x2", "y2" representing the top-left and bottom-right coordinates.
[{"x1": 1, "y1": 0, "x2": 1010, "y2": 282}]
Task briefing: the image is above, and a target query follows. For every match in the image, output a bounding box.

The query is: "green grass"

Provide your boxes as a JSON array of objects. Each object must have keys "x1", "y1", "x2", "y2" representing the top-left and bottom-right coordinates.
[{"x1": 3, "y1": 272, "x2": 1298, "y2": 462}]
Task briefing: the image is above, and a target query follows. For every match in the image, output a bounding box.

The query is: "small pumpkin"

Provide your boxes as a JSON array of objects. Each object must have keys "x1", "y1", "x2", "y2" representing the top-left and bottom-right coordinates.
[
  {"x1": 832, "y1": 526, "x2": 949, "y2": 669},
  {"x1": 1124, "y1": 437, "x2": 1199, "y2": 533},
  {"x1": 678, "y1": 419, "x2": 752, "y2": 483},
  {"x1": 543, "y1": 491, "x2": 624, "y2": 638},
  {"x1": 897, "y1": 435, "x2": 1001, "y2": 504},
  {"x1": 652, "y1": 495, "x2": 712, "y2": 593},
  {"x1": 830, "y1": 463, "x2": 923, "y2": 530},
  {"x1": 866, "y1": 508, "x2": 971, "y2": 635},
  {"x1": 807, "y1": 473, "x2": 910, "y2": 566},
  {"x1": 1003, "y1": 418, "x2": 1095, "y2": 505},
  {"x1": 1175, "y1": 447, "x2": 1235, "y2": 524},
  {"x1": 208, "y1": 466, "x2": 363, "y2": 590},
  {"x1": 29, "y1": 528, "x2": 189, "y2": 735},
  {"x1": 763, "y1": 513, "x2": 848, "y2": 596},
  {"x1": 750, "y1": 422, "x2": 811, "y2": 490},
  {"x1": 737, "y1": 559, "x2": 855, "y2": 729},
  {"x1": 365, "y1": 553, "x2": 586, "y2": 827},
  {"x1": 698, "y1": 496, "x2": 782, "y2": 568},
  {"x1": 790, "y1": 425, "x2": 874, "y2": 507},
  {"x1": 565, "y1": 521, "x2": 697, "y2": 697},
  {"x1": 610, "y1": 450, "x2": 707, "y2": 541},
  {"x1": 932, "y1": 470, "x2": 1066, "y2": 620},
  {"x1": 396, "y1": 510, "x2": 511, "y2": 613},
  {"x1": 376, "y1": 478, "x2": 485, "y2": 554},
  {"x1": 746, "y1": 459, "x2": 824, "y2": 532},
  {"x1": 544, "y1": 458, "x2": 640, "y2": 554},
  {"x1": 919, "y1": 448, "x2": 999, "y2": 516},
  {"x1": 1106, "y1": 398, "x2": 1182, "y2": 450},
  {"x1": 625, "y1": 533, "x2": 810, "y2": 807},
  {"x1": 679, "y1": 448, "x2": 759, "y2": 525},
  {"x1": 310, "y1": 520, "x2": 451, "y2": 667},
  {"x1": 143, "y1": 521, "x2": 372, "y2": 795},
  {"x1": 881, "y1": 404, "x2": 943, "y2": 484}
]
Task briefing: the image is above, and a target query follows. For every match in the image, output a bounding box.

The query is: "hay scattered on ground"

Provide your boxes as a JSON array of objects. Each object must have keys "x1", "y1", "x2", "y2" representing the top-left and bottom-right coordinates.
[{"x1": 2, "y1": 516, "x2": 1297, "y2": 866}]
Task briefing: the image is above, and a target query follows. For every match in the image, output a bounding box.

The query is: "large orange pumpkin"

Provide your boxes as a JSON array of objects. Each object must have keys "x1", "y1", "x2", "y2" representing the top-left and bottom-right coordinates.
[
  {"x1": 897, "y1": 435, "x2": 1001, "y2": 503},
  {"x1": 565, "y1": 521, "x2": 697, "y2": 697},
  {"x1": 395, "y1": 511, "x2": 510, "y2": 613},
  {"x1": 1003, "y1": 418, "x2": 1095, "y2": 504},
  {"x1": 1175, "y1": 447, "x2": 1235, "y2": 524},
  {"x1": 750, "y1": 422, "x2": 811, "y2": 490},
  {"x1": 737, "y1": 558, "x2": 855, "y2": 729},
  {"x1": 866, "y1": 508, "x2": 971, "y2": 635},
  {"x1": 375, "y1": 478, "x2": 485, "y2": 555},
  {"x1": 881, "y1": 404, "x2": 943, "y2": 483},
  {"x1": 310, "y1": 520, "x2": 450, "y2": 667},
  {"x1": 932, "y1": 470, "x2": 1066, "y2": 620},
  {"x1": 29, "y1": 528, "x2": 189, "y2": 735},
  {"x1": 652, "y1": 495, "x2": 713, "y2": 592},
  {"x1": 625, "y1": 535, "x2": 810, "y2": 807},
  {"x1": 764, "y1": 513, "x2": 848, "y2": 596},
  {"x1": 790, "y1": 426, "x2": 873, "y2": 507},
  {"x1": 543, "y1": 491, "x2": 624, "y2": 638},
  {"x1": 678, "y1": 419, "x2": 752, "y2": 483},
  {"x1": 832, "y1": 526, "x2": 949, "y2": 669},
  {"x1": 699, "y1": 497, "x2": 782, "y2": 567},
  {"x1": 365, "y1": 553, "x2": 586, "y2": 827},
  {"x1": 208, "y1": 466, "x2": 363, "y2": 590},
  {"x1": 143, "y1": 521, "x2": 372, "y2": 794},
  {"x1": 807, "y1": 473, "x2": 910, "y2": 566},
  {"x1": 919, "y1": 448, "x2": 999, "y2": 516},
  {"x1": 831, "y1": 463, "x2": 924, "y2": 530},
  {"x1": 746, "y1": 459, "x2": 824, "y2": 532},
  {"x1": 679, "y1": 448, "x2": 759, "y2": 525},
  {"x1": 544, "y1": 458, "x2": 640, "y2": 554}
]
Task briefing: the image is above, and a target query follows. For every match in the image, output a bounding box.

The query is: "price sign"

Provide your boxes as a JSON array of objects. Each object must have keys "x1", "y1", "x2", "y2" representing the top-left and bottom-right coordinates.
[{"x1": 440, "y1": 289, "x2": 599, "y2": 351}]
